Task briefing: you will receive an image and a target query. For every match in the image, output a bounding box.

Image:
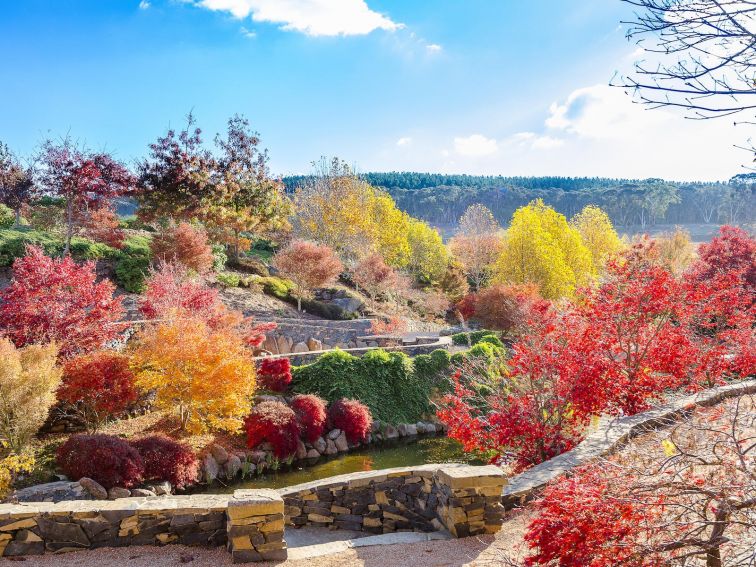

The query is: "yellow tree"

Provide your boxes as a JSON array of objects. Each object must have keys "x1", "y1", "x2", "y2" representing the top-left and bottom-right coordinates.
[
  {"x1": 570, "y1": 205, "x2": 623, "y2": 272},
  {"x1": 372, "y1": 192, "x2": 411, "y2": 267},
  {"x1": 129, "y1": 313, "x2": 257, "y2": 433},
  {"x1": 406, "y1": 219, "x2": 448, "y2": 283},
  {"x1": 493, "y1": 200, "x2": 594, "y2": 298}
]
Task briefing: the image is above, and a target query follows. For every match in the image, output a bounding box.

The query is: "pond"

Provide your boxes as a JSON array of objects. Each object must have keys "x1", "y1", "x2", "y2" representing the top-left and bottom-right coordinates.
[{"x1": 206, "y1": 435, "x2": 482, "y2": 492}]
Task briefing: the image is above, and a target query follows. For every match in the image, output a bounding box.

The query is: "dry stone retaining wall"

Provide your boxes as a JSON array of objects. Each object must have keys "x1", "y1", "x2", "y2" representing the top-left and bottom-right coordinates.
[{"x1": 279, "y1": 463, "x2": 506, "y2": 538}]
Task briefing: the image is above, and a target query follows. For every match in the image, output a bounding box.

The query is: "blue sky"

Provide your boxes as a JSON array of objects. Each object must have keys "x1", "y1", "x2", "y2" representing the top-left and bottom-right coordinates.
[{"x1": 0, "y1": 0, "x2": 748, "y2": 180}]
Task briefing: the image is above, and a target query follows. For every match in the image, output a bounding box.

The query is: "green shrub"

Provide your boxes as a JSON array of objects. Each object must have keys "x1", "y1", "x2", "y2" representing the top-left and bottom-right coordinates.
[
  {"x1": 0, "y1": 205, "x2": 14, "y2": 229},
  {"x1": 451, "y1": 330, "x2": 499, "y2": 346},
  {"x1": 292, "y1": 349, "x2": 432, "y2": 424},
  {"x1": 118, "y1": 216, "x2": 154, "y2": 231},
  {"x1": 216, "y1": 272, "x2": 241, "y2": 287},
  {"x1": 259, "y1": 276, "x2": 295, "y2": 299},
  {"x1": 413, "y1": 348, "x2": 452, "y2": 386},
  {"x1": 114, "y1": 235, "x2": 152, "y2": 293},
  {"x1": 211, "y1": 244, "x2": 227, "y2": 272},
  {"x1": 0, "y1": 229, "x2": 118, "y2": 267},
  {"x1": 477, "y1": 335, "x2": 505, "y2": 349}
]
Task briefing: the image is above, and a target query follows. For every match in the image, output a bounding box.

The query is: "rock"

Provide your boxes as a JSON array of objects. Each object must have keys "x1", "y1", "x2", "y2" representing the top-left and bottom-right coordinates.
[
  {"x1": 295, "y1": 439, "x2": 308, "y2": 460},
  {"x1": 275, "y1": 335, "x2": 290, "y2": 354},
  {"x1": 147, "y1": 481, "x2": 172, "y2": 495},
  {"x1": 78, "y1": 477, "x2": 107, "y2": 500},
  {"x1": 37, "y1": 517, "x2": 89, "y2": 548},
  {"x1": 331, "y1": 297, "x2": 363, "y2": 313},
  {"x1": 13, "y1": 481, "x2": 92, "y2": 503},
  {"x1": 210, "y1": 444, "x2": 229, "y2": 465},
  {"x1": 384, "y1": 424, "x2": 399, "y2": 439},
  {"x1": 247, "y1": 450, "x2": 267, "y2": 464},
  {"x1": 324, "y1": 438, "x2": 338, "y2": 456},
  {"x1": 263, "y1": 336, "x2": 278, "y2": 354},
  {"x1": 307, "y1": 337, "x2": 323, "y2": 351},
  {"x1": 416, "y1": 422, "x2": 428, "y2": 434},
  {"x1": 313, "y1": 437, "x2": 327, "y2": 454},
  {"x1": 305, "y1": 449, "x2": 321, "y2": 459},
  {"x1": 107, "y1": 487, "x2": 131, "y2": 499},
  {"x1": 327, "y1": 428, "x2": 342, "y2": 441},
  {"x1": 202, "y1": 454, "x2": 220, "y2": 482},
  {"x1": 398, "y1": 423, "x2": 418, "y2": 437},
  {"x1": 334, "y1": 432, "x2": 349, "y2": 452},
  {"x1": 371, "y1": 420, "x2": 382, "y2": 433},
  {"x1": 425, "y1": 422, "x2": 437, "y2": 434},
  {"x1": 225, "y1": 455, "x2": 242, "y2": 479},
  {"x1": 130, "y1": 488, "x2": 156, "y2": 497},
  {"x1": 292, "y1": 342, "x2": 309, "y2": 353}
]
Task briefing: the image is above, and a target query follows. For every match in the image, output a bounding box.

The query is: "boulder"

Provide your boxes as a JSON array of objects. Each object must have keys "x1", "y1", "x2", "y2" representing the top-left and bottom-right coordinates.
[
  {"x1": 384, "y1": 424, "x2": 399, "y2": 439},
  {"x1": 292, "y1": 342, "x2": 309, "y2": 353},
  {"x1": 305, "y1": 449, "x2": 321, "y2": 459},
  {"x1": 324, "y1": 438, "x2": 338, "y2": 456},
  {"x1": 78, "y1": 477, "x2": 107, "y2": 500},
  {"x1": 210, "y1": 444, "x2": 229, "y2": 465},
  {"x1": 327, "y1": 428, "x2": 342, "y2": 441},
  {"x1": 295, "y1": 439, "x2": 308, "y2": 460},
  {"x1": 225, "y1": 455, "x2": 242, "y2": 479},
  {"x1": 147, "y1": 481, "x2": 172, "y2": 496},
  {"x1": 371, "y1": 420, "x2": 382, "y2": 433},
  {"x1": 107, "y1": 487, "x2": 131, "y2": 499},
  {"x1": 306, "y1": 337, "x2": 323, "y2": 351},
  {"x1": 399, "y1": 423, "x2": 418, "y2": 437},
  {"x1": 334, "y1": 432, "x2": 349, "y2": 452},
  {"x1": 13, "y1": 481, "x2": 92, "y2": 503},
  {"x1": 247, "y1": 450, "x2": 267, "y2": 464},
  {"x1": 424, "y1": 422, "x2": 437, "y2": 434},
  {"x1": 263, "y1": 336, "x2": 278, "y2": 354},
  {"x1": 275, "y1": 335, "x2": 290, "y2": 354},
  {"x1": 202, "y1": 454, "x2": 220, "y2": 482},
  {"x1": 416, "y1": 422, "x2": 428, "y2": 434},
  {"x1": 331, "y1": 297, "x2": 363, "y2": 313},
  {"x1": 313, "y1": 437, "x2": 327, "y2": 454},
  {"x1": 131, "y1": 488, "x2": 156, "y2": 497}
]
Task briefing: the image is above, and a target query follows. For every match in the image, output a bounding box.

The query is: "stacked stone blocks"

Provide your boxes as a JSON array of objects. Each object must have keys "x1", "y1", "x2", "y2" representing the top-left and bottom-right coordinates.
[{"x1": 226, "y1": 489, "x2": 286, "y2": 563}]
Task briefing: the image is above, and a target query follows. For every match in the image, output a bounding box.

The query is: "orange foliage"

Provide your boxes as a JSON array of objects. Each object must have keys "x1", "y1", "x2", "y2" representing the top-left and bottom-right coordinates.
[{"x1": 150, "y1": 222, "x2": 214, "y2": 274}]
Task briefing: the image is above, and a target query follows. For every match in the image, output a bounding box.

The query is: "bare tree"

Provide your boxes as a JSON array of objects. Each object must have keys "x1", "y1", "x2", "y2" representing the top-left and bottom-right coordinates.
[{"x1": 616, "y1": 0, "x2": 756, "y2": 162}]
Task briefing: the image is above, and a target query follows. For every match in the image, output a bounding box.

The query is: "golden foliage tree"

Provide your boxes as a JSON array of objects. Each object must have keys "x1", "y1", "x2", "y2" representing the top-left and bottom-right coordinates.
[
  {"x1": 570, "y1": 205, "x2": 623, "y2": 272},
  {"x1": 493, "y1": 199, "x2": 595, "y2": 299},
  {"x1": 0, "y1": 339, "x2": 61, "y2": 453},
  {"x1": 129, "y1": 314, "x2": 257, "y2": 433},
  {"x1": 656, "y1": 227, "x2": 695, "y2": 277},
  {"x1": 406, "y1": 218, "x2": 449, "y2": 283},
  {"x1": 449, "y1": 233, "x2": 504, "y2": 290}
]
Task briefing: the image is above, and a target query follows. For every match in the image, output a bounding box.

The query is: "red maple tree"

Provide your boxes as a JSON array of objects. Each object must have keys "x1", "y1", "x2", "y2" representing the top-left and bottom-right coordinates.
[{"x1": 0, "y1": 246, "x2": 125, "y2": 358}]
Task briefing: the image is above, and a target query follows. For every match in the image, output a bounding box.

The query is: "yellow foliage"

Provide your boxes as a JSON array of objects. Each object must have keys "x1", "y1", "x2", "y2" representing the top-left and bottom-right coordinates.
[
  {"x1": 493, "y1": 200, "x2": 595, "y2": 299},
  {"x1": 129, "y1": 315, "x2": 256, "y2": 434},
  {"x1": 0, "y1": 339, "x2": 61, "y2": 454},
  {"x1": 570, "y1": 205, "x2": 623, "y2": 272},
  {"x1": 406, "y1": 219, "x2": 449, "y2": 282},
  {"x1": 656, "y1": 227, "x2": 695, "y2": 276},
  {"x1": 0, "y1": 451, "x2": 35, "y2": 498}
]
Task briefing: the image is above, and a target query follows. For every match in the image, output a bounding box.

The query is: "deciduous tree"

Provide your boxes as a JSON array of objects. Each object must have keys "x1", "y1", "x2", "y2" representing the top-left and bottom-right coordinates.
[
  {"x1": 272, "y1": 240, "x2": 343, "y2": 311},
  {"x1": 457, "y1": 203, "x2": 500, "y2": 236},
  {"x1": 0, "y1": 142, "x2": 35, "y2": 226},
  {"x1": 449, "y1": 233, "x2": 504, "y2": 290},
  {"x1": 0, "y1": 246, "x2": 125, "y2": 358},
  {"x1": 352, "y1": 254, "x2": 399, "y2": 303},
  {"x1": 691, "y1": 225, "x2": 756, "y2": 292},
  {"x1": 150, "y1": 221, "x2": 214, "y2": 274},
  {"x1": 570, "y1": 204, "x2": 622, "y2": 272}
]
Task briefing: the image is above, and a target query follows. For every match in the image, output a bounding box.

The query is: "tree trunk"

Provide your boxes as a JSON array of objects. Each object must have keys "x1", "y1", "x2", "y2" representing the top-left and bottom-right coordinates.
[
  {"x1": 64, "y1": 202, "x2": 74, "y2": 255},
  {"x1": 14, "y1": 208, "x2": 21, "y2": 227},
  {"x1": 297, "y1": 295, "x2": 302, "y2": 312},
  {"x1": 706, "y1": 547, "x2": 722, "y2": 567}
]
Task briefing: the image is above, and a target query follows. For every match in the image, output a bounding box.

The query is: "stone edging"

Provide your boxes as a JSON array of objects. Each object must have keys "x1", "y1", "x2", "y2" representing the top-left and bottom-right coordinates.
[{"x1": 502, "y1": 379, "x2": 756, "y2": 506}]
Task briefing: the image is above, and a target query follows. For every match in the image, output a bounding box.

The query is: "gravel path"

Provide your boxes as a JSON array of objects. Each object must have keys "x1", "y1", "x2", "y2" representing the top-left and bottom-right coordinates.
[{"x1": 6, "y1": 511, "x2": 532, "y2": 567}]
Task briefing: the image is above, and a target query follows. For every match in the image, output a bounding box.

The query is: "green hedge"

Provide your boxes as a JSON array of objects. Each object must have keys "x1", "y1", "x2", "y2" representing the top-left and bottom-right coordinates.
[
  {"x1": 451, "y1": 329, "x2": 500, "y2": 346},
  {"x1": 0, "y1": 205, "x2": 14, "y2": 229},
  {"x1": 292, "y1": 349, "x2": 440, "y2": 424},
  {"x1": 0, "y1": 228, "x2": 120, "y2": 267},
  {"x1": 114, "y1": 235, "x2": 152, "y2": 293}
]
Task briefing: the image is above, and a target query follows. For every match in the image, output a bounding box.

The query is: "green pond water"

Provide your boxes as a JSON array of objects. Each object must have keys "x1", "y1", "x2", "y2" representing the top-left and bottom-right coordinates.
[{"x1": 206, "y1": 436, "x2": 482, "y2": 492}]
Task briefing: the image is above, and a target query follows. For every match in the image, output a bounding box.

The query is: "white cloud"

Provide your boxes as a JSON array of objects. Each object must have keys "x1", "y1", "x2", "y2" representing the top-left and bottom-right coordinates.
[
  {"x1": 240, "y1": 26, "x2": 256, "y2": 38},
  {"x1": 197, "y1": 0, "x2": 402, "y2": 36},
  {"x1": 531, "y1": 135, "x2": 564, "y2": 150},
  {"x1": 425, "y1": 43, "x2": 442, "y2": 53},
  {"x1": 453, "y1": 134, "x2": 499, "y2": 157},
  {"x1": 139, "y1": 0, "x2": 151, "y2": 9},
  {"x1": 396, "y1": 137, "x2": 412, "y2": 147}
]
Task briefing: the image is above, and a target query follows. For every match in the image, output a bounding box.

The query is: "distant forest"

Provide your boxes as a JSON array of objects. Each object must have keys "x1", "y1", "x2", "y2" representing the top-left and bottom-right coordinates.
[{"x1": 283, "y1": 172, "x2": 755, "y2": 230}]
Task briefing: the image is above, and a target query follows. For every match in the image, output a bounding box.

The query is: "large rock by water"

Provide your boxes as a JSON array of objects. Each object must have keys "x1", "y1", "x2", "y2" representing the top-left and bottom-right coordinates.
[{"x1": 12, "y1": 481, "x2": 93, "y2": 503}]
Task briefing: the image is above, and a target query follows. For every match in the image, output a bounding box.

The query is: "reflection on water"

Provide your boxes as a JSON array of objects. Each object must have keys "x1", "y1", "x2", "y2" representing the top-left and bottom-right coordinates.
[{"x1": 206, "y1": 436, "x2": 481, "y2": 492}]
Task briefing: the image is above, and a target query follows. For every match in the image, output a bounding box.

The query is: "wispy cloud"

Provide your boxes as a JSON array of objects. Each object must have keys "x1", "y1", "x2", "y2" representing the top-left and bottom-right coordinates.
[
  {"x1": 139, "y1": 0, "x2": 151, "y2": 9},
  {"x1": 197, "y1": 0, "x2": 402, "y2": 36},
  {"x1": 240, "y1": 26, "x2": 256, "y2": 38},
  {"x1": 425, "y1": 43, "x2": 442, "y2": 53},
  {"x1": 396, "y1": 136, "x2": 412, "y2": 147}
]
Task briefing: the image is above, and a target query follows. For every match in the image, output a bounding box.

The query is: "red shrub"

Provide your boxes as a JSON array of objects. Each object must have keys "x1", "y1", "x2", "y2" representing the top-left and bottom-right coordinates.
[
  {"x1": 130, "y1": 435, "x2": 199, "y2": 489},
  {"x1": 257, "y1": 358, "x2": 292, "y2": 392},
  {"x1": 150, "y1": 222, "x2": 214, "y2": 274},
  {"x1": 58, "y1": 351, "x2": 138, "y2": 432},
  {"x1": 328, "y1": 399, "x2": 372, "y2": 444},
  {"x1": 244, "y1": 401, "x2": 300, "y2": 458},
  {"x1": 56, "y1": 434, "x2": 144, "y2": 489},
  {"x1": 290, "y1": 394, "x2": 327, "y2": 443},
  {"x1": 83, "y1": 207, "x2": 124, "y2": 249}
]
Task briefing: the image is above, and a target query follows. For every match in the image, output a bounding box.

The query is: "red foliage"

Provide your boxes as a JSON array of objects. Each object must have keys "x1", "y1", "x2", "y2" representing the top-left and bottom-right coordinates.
[
  {"x1": 290, "y1": 394, "x2": 327, "y2": 443},
  {"x1": 368, "y1": 316, "x2": 408, "y2": 336},
  {"x1": 131, "y1": 435, "x2": 199, "y2": 489},
  {"x1": 139, "y1": 263, "x2": 275, "y2": 347},
  {"x1": 56, "y1": 434, "x2": 144, "y2": 489},
  {"x1": 328, "y1": 399, "x2": 372, "y2": 444},
  {"x1": 150, "y1": 222, "x2": 214, "y2": 274},
  {"x1": 83, "y1": 207, "x2": 124, "y2": 249},
  {"x1": 58, "y1": 351, "x2": 138, "y2": 430},
  {"x1": 524, "y1": 465, "x2": 653, "y2": 566},
  {"x1": 244, "y1": 401, "x2": 300, "y2": 458},
  {"x1": 257, "y1": 358, "x2": 292, "y2": 392},
  {"x1": 272, "y1": 240, "x2": 343, "y2": 310},
  {"x1": 352, "y1": 254, "x2": 398, "y2": 300},
  {"x1": 691, "y1": 225, "x2": 756, "y2": 291},
  {"x1": 470, "y1": 283, "x2": 543, "y2": 335},
  {"x1": 455, "y1": 293, "x2": 477, "y2": 321},
  {"x1": 0, "y1": 246, "x2": 125, "y2": 358}
]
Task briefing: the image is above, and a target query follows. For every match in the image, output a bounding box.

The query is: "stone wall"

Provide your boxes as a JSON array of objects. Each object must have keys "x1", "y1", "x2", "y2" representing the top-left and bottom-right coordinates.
[{"x1": 279, "y1": 464, "x2": 505, "y2": 538}]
